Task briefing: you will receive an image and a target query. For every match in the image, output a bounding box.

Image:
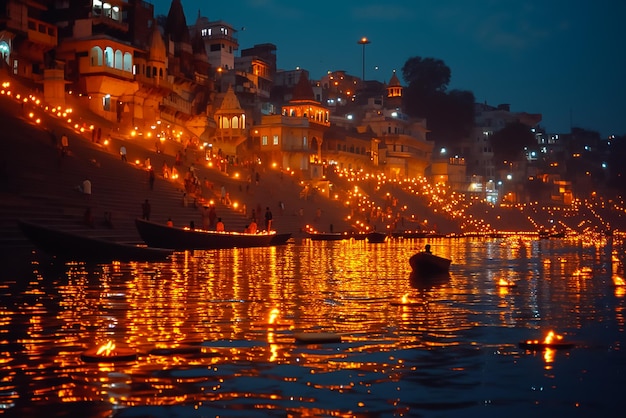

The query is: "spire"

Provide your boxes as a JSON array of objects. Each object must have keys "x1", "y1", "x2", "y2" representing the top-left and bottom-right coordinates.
[
  {"x1": 291, "y1": 72, "x2": 315, "y2": 101},
  {"x1": 216, "y1": 85, "x2": 243, "y2": 113},
  {"x1": 165, "y1": 0, "x2": 190, "y2": 43},
  {"x1": 388, "y1": 69, "x2": 402, "y2": 87},
  {"x1": 148, "y1": 22, "x2": 166, "y2": 64}
]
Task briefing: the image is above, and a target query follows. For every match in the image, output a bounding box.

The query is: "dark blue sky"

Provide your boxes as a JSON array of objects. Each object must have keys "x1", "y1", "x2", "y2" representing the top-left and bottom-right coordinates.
[{"x1": 153, "y1": 0, "x2": 626, "y2": 138}]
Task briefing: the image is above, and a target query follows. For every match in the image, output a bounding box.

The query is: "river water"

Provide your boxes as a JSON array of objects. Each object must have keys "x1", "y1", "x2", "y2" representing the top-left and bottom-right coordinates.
[{"x1": 0, "y1": 236, "x2": 624, "y2": 417}]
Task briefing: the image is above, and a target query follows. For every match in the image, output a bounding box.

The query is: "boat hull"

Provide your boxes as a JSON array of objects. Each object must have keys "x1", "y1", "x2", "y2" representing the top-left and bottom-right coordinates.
[
  {"x1": 18, "y1": 220, "x2": 173, "y2": 263},
  {"x1": 135, "y1": 218, "x2": 276, "y2": 250},
  {"x1": 408, "y1": 252, "x2": 451, "y2": 277},
  {"x1": 307, "y1": 232, "x2": 348, "y2": 241},
  {"x1": 269, "y1": 232, "x2": 293, "y2": 245},
  {"x1": 366, "y1": 232, "x2": 388, "y2": 243}
]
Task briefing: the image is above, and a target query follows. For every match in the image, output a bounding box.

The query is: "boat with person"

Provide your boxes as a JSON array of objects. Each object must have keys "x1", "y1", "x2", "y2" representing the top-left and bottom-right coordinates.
[
  {"x1": 408, "y1": 245, "x2": 451, "y2": 277},
  {"x1": 17, "y1": 219, "x2": 174, "y2": 263},
  {"x1": 135, "y1": 218, "x2": 278, "y2": 250}
]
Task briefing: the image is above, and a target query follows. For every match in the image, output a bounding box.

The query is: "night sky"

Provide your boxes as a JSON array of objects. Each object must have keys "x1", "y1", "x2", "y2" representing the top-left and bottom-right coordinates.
[{"x1": 152, "y1": 0, "x2": 626, "y2": 138}]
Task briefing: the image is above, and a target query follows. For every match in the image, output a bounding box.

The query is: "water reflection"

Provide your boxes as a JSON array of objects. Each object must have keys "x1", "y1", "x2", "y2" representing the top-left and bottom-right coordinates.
[{"x1": 0, "y1": 236, "x2": 625, "y2": 416}]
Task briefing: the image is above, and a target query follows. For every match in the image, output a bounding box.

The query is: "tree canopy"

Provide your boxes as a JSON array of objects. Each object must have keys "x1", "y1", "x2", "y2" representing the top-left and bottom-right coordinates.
[
  {"x1": 401, "y1": 56, "x2": 474, "y2": 149},
  {"x1": 490, "y1": 122, "x2": 537, "y2": 167},
  {"x1": 401, "y1": 57, "x2": 450, "y2": 93}
]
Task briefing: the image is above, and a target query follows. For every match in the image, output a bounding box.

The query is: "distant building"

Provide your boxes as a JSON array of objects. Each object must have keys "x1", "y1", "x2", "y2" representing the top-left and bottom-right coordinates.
[{"x1": 253, "y1": 72, "x2": 329, "y2": 179}]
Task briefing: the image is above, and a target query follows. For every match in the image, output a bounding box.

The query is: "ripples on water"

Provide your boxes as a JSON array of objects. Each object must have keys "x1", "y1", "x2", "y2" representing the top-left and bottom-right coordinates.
[{"x1": 0, "y1": 237, "x2": 624, "y2": 417}]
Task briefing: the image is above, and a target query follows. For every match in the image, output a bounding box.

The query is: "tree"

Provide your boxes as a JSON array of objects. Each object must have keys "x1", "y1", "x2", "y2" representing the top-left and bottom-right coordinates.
[
  {"x1": 401, "y1": 56, "x2": 474, "y2": 149},
  {"x1": 401, "y1": 57, "x2": 450, "y2": 94},
  {"x1": 491, "y1": 122, "x2": 537, "y2": 167}
]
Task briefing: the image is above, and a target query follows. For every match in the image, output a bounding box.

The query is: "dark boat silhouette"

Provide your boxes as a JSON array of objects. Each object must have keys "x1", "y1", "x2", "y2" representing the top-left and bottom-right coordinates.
[{"x1": 18, "y1": 219, "x2": 173, "y2": 263}]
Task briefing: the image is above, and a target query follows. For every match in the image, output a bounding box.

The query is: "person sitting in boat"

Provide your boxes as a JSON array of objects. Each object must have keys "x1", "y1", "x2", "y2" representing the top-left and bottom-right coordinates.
[
  {"x1": 424, "y1": 244, "x2": 432, "y2": 253},
  {"x1": 248, "y1": 219, "x2": 258, "y2": 234},
  {"x1": 216, "y1": 218, "x2": 225, "y2": 232}
]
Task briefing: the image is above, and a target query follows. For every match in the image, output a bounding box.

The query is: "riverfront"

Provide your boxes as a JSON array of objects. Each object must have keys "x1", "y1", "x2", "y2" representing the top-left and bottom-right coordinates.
[{"x1": 1, "y1": 236, "x2": 625, "y2": 417}]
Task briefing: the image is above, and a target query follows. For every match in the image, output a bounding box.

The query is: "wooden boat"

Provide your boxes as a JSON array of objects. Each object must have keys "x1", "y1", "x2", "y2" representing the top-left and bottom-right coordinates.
[
  {"x1": 269, "y1": 232, "x2": 293, "y2": 245},
  {"x1": 306, "y1": 231, "x2": 349, "y2": 241},
  {"x1": 135, "y1": 218, "x2": 276, "y2": 250},
  {"x1": 408, "y1": 251, "x2": 451, "y2": 276},
  {"x1": 17, "y1": 220, "x2": 173, "y2": 263},
  {"x1": 366, "y1": 231, "x2": 388, "y2": 243}
]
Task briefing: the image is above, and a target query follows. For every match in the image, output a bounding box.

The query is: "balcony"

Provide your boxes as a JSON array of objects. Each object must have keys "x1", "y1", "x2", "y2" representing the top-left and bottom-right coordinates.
[{"x1": 27, "y1": 18, "x2": 57, "y2": 48}]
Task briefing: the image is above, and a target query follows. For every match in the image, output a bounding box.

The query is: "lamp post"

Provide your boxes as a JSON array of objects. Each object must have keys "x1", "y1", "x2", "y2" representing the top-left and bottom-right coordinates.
[{"x1": 357, "y1": 37, "x2": 370, "y2": 81}]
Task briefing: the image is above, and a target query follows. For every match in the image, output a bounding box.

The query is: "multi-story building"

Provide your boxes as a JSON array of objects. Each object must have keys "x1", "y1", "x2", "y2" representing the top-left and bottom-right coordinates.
[
  {"x1": 0, "y1": 0, "x2": 58, "y2": 81},
  {"x1": 253, "y1": 72, "x2": 329, "y2": 179},
  {"x1": 189, "y1": 16, "x2": 238, "y2": 71}
]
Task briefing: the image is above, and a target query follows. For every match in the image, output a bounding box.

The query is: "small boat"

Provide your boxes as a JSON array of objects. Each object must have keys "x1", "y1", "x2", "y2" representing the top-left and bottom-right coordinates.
[
  {"x1": 18, "y1": 220, "x2": 173, "y2": 263},
  {"x1": 408, "y1": 251, "x2": 451, "y2": 277},
  {"x1": 306, "y1": 231, "x2": 349, "y2": 241},
  {"x1": 135, "y1": 218, "x2": 276, "y2": 250},
  {"x1": 269, "y1": 232, "x2": 293, "y2": 245},
  {"x1": 366, "y1": 231, "x2": 388, "y2": 243}
]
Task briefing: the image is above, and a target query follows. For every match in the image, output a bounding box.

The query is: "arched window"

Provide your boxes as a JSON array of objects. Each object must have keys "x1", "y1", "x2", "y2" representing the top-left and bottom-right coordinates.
[
  {"x1": 104, "y1": 47, "x2": 114, "y2": 67},
  {"x1": 123, "y1": 52, "x2": 132, "y2": 72},
  {"x1": 114, "y1": 50, "x2": 123, "y2": 69},
  {"x1": 232, "y1": 116, "x2": 239, "y2": 129},
  {"x1": 90, "y1": 46, "x2": 103, "y2": 66}
]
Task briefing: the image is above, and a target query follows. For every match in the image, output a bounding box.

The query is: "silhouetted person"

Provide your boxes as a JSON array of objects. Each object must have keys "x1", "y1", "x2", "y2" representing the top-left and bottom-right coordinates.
[
  {"x1": 148, "y1": 168, "x2": 155, "y2": 190},
  {"x1": 142, "y1": 199, "x2": 151, "y2": 220},
  {"x1": 424, "y1": 244, "x2": 432, "y2": 253}
]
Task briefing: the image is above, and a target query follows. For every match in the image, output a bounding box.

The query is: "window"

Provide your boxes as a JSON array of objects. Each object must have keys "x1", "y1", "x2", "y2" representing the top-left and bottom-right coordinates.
[
  {"x1": 261, "y1": 135, "x2": 268, "y2": 146},
  {"x1": 273, "y1": 135, "x2": 279, "y2": 145},
  {"x1": 123, "y1": 52, "x2": 132, "y2": 72},
  {"x1": 114, "y1": 50, "x2": 122, "y2": 70},
  {"x1": 104, "y1": 47, "x2": 114, "y2": 67},
  {"x1": 102, "y1": 94, "x2": 111, "y2": 111},
  {"x1": 303, "y1": 136, "x2": 307, "y2": 147},
  {"x1": 90, "y1": 46, "x2": 103, "y2": 66}
]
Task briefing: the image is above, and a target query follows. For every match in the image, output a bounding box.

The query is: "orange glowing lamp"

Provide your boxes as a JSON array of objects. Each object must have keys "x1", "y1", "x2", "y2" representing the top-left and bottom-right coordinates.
[
  {"x1": 96, "y1": 340, "x2": 116, "y2": 356},
  {"x1": 519, "y1": 330, "x2": 575, "y2": 349}
]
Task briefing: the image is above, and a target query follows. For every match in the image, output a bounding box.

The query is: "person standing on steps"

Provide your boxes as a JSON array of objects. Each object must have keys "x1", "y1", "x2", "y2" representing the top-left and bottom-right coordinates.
[
  {"x1": 60, "y1": 133, "x2": 69, "y2": 156},
  {"x1": 142, "y1": 199, "x2": 151, "y2": 220},
  {"x1": 264, "y1": 206, "x2": 273, "y2": 232},
  {"x1": 120, "y1": 145, "x2": 127, "y2": 162},
  {"x1": 148, "y1": 168, "x2": 155, "y2": 190}
]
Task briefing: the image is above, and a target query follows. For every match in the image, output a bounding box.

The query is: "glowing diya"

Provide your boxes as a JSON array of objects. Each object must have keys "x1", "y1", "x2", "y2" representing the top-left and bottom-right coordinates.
[
  {"x1": 390, "y1": 293, "x2": 423, "y2": 306},
  {"x1": 81, "y1": 341, "x2": 137, "y2": 362},
  {"x1": 518, "y1": 331, "x2": 575, "y2": 350},
  {"x1": 294, "y1": 332, "x2": 342, "y2": 344}
]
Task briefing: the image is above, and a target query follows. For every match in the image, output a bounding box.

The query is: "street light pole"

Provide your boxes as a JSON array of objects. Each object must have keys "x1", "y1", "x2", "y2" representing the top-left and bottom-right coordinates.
[{"x1": 357, "y1": 37, "x2": 370, "y2": 81}]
